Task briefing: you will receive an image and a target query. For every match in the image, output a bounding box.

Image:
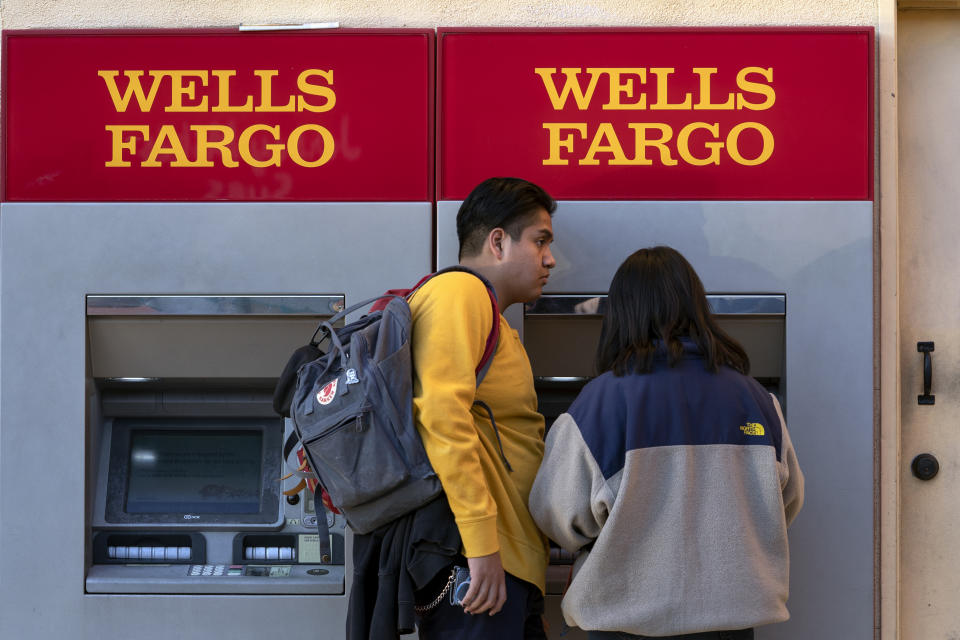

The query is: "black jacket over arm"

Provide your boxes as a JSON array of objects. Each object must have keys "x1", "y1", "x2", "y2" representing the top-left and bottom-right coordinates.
[{"x1": 347, "y1": 495, "x2": 460, "y2": 640}]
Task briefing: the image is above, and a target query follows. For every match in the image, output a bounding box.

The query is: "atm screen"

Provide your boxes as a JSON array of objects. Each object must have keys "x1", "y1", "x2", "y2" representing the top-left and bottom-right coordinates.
[
  {"x1": 103, "y1": 418, "x2": 282, "y2": 526},
  {"x1": 126, "y1": 430, "x2": 263, "y2": 514}
]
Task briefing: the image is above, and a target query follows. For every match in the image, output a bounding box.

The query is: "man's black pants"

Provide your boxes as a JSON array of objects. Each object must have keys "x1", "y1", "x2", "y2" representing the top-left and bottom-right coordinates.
[{"x1": 415, "y1": 570, "x2": 545, "y2": 640}]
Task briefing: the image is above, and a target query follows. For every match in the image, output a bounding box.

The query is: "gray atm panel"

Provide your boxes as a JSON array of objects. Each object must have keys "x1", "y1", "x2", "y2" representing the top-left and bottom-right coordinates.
[
  {"x1": 0, "y1": 202, "x2": 432, "y2": 640},
  {"x1": 438, "y1": 199, "x2": 873, "y2": 639}
]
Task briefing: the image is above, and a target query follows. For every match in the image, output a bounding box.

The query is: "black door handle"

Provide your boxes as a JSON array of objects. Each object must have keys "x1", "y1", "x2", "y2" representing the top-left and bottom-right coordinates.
[{"x1": 918, "y1": 341, "x2": 935, "y2": 405}]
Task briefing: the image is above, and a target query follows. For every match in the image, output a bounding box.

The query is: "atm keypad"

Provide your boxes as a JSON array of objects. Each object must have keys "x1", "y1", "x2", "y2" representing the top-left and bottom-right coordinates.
[{"x1": 186, "y1": 564, "x2": 297, "y2": 577}]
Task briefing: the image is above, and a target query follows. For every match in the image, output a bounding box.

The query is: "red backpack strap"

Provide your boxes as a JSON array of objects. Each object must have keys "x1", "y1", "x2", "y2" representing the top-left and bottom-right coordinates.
[
  {"x1": 475, "y1": 285, "x2": 500, "y2": 383},
  {"x1": 407, "y1": 266, "x2": 500, "y2": 381},
  {"x1": 367, "y1": 273, "x2": 436, "y2": 313}
]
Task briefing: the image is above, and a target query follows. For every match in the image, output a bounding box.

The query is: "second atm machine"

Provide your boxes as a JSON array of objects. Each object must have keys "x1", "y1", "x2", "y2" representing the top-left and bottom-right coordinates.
[{"x1": 437, "y1": 28, "x2": 874, "y2": 640}]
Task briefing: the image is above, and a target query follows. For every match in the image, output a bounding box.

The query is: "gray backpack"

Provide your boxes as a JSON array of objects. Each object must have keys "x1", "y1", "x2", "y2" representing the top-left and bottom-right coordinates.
[{"x1": 289, "y1": 267, "x2": 503, "y2": 535}]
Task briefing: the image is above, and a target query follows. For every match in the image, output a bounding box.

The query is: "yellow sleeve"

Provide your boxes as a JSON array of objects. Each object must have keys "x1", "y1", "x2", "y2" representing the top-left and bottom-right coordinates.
[{"x1": 409, "y1": 272, "x2": 500, "y2": 557}]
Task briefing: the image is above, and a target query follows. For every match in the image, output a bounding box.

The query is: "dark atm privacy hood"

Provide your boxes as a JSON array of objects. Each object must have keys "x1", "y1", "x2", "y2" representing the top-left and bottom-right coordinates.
[
  {"x1": 524, "y1": 294, "x2": 786, "y2": 420},
  {"x1": 86, "y1": 295, "x2": 344, "y2": 383}
]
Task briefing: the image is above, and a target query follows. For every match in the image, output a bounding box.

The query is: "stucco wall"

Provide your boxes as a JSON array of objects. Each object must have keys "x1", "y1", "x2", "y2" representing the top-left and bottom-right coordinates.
[{"x1": 1, "y1": 0, "x2": 878, "y2": 29}]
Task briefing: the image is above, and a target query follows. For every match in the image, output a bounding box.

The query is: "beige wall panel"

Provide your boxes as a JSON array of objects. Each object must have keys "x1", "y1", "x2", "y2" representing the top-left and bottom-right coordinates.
[
  {"x1": 898, "y1": 10, "x2": 960, "y2": 640},
  {"x1": 1, "y1": 0, "x2": 877, "y2": 29},
  {"x1": 877, "y1": 0, "x2": 899, "y2": 636}
]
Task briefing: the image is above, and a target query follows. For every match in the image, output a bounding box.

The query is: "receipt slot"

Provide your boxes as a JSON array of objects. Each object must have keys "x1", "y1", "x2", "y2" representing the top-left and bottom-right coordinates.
[{"x1": 86, "y1": 295, "x2": 347, "y2": 595}]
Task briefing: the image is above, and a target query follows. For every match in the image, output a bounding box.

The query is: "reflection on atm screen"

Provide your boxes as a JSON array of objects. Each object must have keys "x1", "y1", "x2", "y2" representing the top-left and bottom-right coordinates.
[
  {"x1": 126, "y1": 429, "x2": 263, "y2": 515},
  {"x1": 103, "y1": 418, "x2": 282, "y2": 527}
]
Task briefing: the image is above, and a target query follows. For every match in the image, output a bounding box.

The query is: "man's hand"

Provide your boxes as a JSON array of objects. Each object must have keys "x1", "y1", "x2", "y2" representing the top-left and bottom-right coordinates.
[{"x1": 461, "y1": 551, "x2": 507, "y2": 615}]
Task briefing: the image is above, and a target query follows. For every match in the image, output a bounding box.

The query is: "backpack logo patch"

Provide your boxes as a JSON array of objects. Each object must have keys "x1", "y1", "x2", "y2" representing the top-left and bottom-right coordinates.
[
  {"x1": 316, "y1": 379, "x2": 338, "y2": 406},
  {"x1": 740, "y1": 422, "x2": 765, "y2": 436}
]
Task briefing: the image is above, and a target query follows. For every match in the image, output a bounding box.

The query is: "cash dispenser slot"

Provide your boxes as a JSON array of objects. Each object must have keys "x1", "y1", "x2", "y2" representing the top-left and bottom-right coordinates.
[
  {"x1": 92, "y1": 532, "x2": 204, "y2": 564},
  {"x1": 86, "y1": 295, "x2": 348, "y2": 595},
  {"x1": 525, "y1": 294, "x2": 786, "y2": 594},
  {"x1": 236, "y1": 534, "x2": 297, "y2": 562}
]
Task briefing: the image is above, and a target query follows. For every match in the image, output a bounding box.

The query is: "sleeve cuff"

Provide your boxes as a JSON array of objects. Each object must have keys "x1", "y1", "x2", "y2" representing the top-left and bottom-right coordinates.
[{"x1": 457, "y1": 515, "x2": 500, "y2": 558}]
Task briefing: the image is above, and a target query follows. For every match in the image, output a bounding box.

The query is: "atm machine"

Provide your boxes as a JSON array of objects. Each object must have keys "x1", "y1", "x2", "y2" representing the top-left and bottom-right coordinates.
[
  {"x1": 85, "y1": 294, "x2": 349, "y2": 594},
  {"x1": 437, "y1": 199, "x2": 873, "y2": 639},
  {"x1": 0, "y1": 28, "x2": 435, "y2": 640},
  {"x1": 435, "y1": 27, "x2": 874, "y2": 639},
  {"x1": 0, "y1": 202, "x2": 431, "y2": 639}
]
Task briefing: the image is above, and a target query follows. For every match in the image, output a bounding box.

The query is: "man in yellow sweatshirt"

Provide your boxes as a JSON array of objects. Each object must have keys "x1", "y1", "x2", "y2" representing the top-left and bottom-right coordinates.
[{"x1": 409, "y1": 177, "x2": 556, "y2": 639}]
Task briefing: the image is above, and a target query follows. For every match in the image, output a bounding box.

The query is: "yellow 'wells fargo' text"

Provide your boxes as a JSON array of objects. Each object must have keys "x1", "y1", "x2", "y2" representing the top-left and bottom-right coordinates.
[
  {"x1": 100, "y1": 69, "x2": 336, "y2": 168},
  {"x1": 536, "y1": 67, "x2": 776, "y2": 167}
]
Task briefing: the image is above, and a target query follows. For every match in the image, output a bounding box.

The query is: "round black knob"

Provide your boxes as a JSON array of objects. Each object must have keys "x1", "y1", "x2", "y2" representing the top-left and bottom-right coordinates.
[
  {"x1": 911, "y1": 453, "x2": 940, "y2": 481},
  {"x1": 286, "y1": 493, "x2": 301, "y2": 505}
]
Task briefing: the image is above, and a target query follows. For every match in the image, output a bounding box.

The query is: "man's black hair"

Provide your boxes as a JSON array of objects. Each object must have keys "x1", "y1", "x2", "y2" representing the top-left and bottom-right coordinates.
[{"x1": 457, "y1": 177, "x2": 556, "y2": 260}]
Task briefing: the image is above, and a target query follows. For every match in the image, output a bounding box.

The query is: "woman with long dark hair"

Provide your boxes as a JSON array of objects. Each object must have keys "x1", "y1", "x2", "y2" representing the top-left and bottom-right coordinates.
[{"x1": 530, "y1": 246, "x2": 803, "y2": 640}]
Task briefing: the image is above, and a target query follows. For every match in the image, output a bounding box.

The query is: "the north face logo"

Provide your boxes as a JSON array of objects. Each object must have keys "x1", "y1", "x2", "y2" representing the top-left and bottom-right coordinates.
[
  {"x1": 316, "y1": 379, "x2": 338, "y2": 406},
  {"x1": 740, "y1": 422, "x2": 765, "y2": 436}
]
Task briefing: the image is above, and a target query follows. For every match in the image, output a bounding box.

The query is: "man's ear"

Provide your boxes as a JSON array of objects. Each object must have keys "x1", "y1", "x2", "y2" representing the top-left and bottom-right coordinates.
[{"x1": 488, "y1": 228, "x2": 506, "y2": 260}]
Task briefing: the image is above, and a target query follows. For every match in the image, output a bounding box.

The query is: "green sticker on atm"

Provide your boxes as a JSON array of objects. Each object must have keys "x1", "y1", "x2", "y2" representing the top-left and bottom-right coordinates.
[{"x1": 298, "y1": 534, "x2": 333, "y2": 564}]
